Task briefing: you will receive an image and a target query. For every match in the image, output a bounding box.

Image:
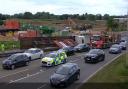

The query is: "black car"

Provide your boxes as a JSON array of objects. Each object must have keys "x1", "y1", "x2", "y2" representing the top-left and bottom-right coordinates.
[
  {"x1": 84, "y1": 49, "x2": 105, "y2": 63},
  {"x1": 62, "y1": 46, "x2": 75, "y2": 56},
  {"x1": 50, "y1": 63, "x2": 80, "y2": 87},
  {"x1": 74, "y1": 44, "x2": 90, "y2": 52},
  {"x1": 2, "y1": 53, "x2": 30, "y2": 70}
]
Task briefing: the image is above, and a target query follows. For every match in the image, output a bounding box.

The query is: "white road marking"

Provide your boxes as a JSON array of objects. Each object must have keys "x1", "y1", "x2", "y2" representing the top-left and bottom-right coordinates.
[
  {"x1": 9, "y1": 71, "x2": 43, "y2": 83},
  {"x1": 69, "y1": 58, "x2": 82, "y2": 63},
  {"x1": 37, "y1": 84, "x2": 47, "y2": 89},
  {"x1": 75, "y1": 53, "x2": 124, "y2": 89},
  {"x1": 0, "y1": 69, "x2": 29, "y2": 79}
]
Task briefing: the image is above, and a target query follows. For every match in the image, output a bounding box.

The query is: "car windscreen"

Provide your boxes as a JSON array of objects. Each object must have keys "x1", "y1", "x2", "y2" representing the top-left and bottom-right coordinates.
[
  {"x1": 112, "y1": 45, "x2": 120, "y2": 48},
  {"x1": 91, "y1": 35, "x2": 101, "y2": 41},
  {"x1": 75, "y1": 44, "x2": 84, "y2": 48},
  {"x1": 55, "y1": 66, "x2": 70, "y2": 75},
  {"x1": 25, "y1": 50, "x2": 36, "y2": 53},
  {"x1": 63, "y1": 47, "x2": 69, "y2": 50},
  {"x1": 89, "y1": 49, "x2": 98, "y2": 54},
  {"x1": 8, "y1": 55, "x2": 21, "y2": 61},
  {"x1": 45, "y1": 54, "x2": 57, "y2": 58},
  {"x1": 120, "y1": 42, "x2": 126, "y2": 45}
]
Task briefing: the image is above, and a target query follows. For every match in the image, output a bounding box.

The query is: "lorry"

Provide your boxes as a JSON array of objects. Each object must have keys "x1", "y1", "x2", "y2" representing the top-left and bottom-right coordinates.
[{"x1": 89, "y1": 31, "x2": 121, "y2": 49}]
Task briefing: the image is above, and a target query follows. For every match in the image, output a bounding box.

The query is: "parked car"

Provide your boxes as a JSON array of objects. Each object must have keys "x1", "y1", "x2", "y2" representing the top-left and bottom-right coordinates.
[
  {"x1": 24, "y1": 48, "x2": 44, "y2": 61},
  {"x1": 41, "y1": 50, "x2": 67, "y2": 67},
  {"x1": 2, "y1": 53, "x2": 30, "y2": 70},
  {"x1": 84, "y1": 49, "x2": 105, "y2": 63},
  {"x1": 50, "y1": 63, "x2": 80, "y2": 87},
  {"x1": 109, "y1": 44, "x2": 122, "y2": 54},
  {"x1": 74, "y1": 44, "x2": 90, "y2": 52},
  {"x1": 62, "y1": 46, "x2": 75, "y2": 56},
  {"x1": 119, "y1": 42, "x2": 127, "y2": 50}
]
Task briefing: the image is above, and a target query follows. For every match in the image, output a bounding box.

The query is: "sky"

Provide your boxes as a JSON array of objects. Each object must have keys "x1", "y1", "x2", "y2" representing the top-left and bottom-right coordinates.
[{"x1": 0, "y1": 0, "x2": 128, "y2": 15}]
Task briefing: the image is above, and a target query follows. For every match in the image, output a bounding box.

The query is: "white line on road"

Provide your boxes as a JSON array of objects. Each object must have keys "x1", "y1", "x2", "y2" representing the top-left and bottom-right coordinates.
[
  {"x1": 9, "y1": 72, "x2": 41, "y2": 83},
  {"x1": 75, "y1": 53, "x2": 124, "y2": 89},
  {"x1": 37, "y1": 84, "x2": 47, "y2": 89},
  {"x1": 70, "y1": 58, "x2": 83, "y2": 63},
  {"x1": 0, "y1": 69, "x2": 29, "y2": 79}
]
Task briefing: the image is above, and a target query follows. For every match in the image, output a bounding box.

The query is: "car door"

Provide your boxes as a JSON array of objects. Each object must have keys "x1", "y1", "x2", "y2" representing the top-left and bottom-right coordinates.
[
  {"x1": 59, "y1": 53, "x2": 64, "y2": 63},
  {"x1": 83, "y1": 45, "x2": 87, "y2": 51},
  {"x1": 22, "y1": 55, "x2": 28, "y2": 65},
  {"x1": 31, "y1": 50, "x2": 39, "y2": 59},
  {"x1": 14, "y1": 55, "x2": 23, "y2": 67},
  {"x1": 35, "y1": 50, "x2": 41, "y2": 59},
  {"x1": 98, "y1": 50, "x2": 104, "y2": 59},
  {"x1": 97, "y1": 50, "x2": 101, "y2": 58},
  {"x1": 68, "y1": 67, "x2": 75, "y2": 83}
]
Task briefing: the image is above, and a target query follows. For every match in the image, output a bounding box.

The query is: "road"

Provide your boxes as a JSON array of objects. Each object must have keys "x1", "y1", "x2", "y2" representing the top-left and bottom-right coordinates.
[
  {"x1": 0, "y1": 32, "x2": 127, "y2": 89},
  {"x1": 0, "y1": 48, "x2": 127, "y2": 89}
]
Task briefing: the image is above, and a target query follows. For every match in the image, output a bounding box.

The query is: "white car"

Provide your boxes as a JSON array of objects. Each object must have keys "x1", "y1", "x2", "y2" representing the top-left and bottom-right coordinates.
[{"x1": 23, "y1": 48, "x2": 44, "y2": 61}]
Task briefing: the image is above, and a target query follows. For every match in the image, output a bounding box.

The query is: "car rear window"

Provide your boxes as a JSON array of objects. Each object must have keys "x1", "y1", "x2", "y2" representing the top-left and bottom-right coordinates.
[{"x1": 55, "y1": 66, "x2": 70, "y2": 75}]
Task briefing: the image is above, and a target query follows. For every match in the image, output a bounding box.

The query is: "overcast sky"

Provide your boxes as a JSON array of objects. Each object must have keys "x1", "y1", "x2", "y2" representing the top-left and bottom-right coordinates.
[{"x1": 0, "y1": 0, "x2": 128, "y2": 15}]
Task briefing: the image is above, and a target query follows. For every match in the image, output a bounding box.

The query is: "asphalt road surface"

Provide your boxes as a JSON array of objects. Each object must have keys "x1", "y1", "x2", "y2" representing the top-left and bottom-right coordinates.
[
  {"x1": 0, "y1": 32, "x2": 127, "y2": 89},
  {"x1": 0, "y1": 48, "x2": 127, "y2": 89}
]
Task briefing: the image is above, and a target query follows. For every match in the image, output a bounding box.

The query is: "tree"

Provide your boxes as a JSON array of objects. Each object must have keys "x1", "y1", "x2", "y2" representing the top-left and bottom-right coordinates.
[
  {"x1": 107, "y1": 17, "x2": 119, "y2": 31},
  {"x1": 88, "y1": 14, "x2": 96, "y2": 21},
  {"x1": 39, "y1": 26, "x2": 55, "y2": 36},
  {"x1": 0, "y1": 20, "x2": 3, "y2": 25},
  {"x1": 95, "y1": 14, "x2": 102, "y2": 20},
  {"x1": 23, "y1": 12, "x2": 33, "y2": 19},
  {"x1": 103, "y1": 14, "x2": 109, "y2": 20}
]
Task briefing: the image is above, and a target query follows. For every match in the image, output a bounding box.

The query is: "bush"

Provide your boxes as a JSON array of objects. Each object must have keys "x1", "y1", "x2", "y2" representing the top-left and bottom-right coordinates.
[{"x1": 0, "y1": 41, "x2": 20, "y2": 51}]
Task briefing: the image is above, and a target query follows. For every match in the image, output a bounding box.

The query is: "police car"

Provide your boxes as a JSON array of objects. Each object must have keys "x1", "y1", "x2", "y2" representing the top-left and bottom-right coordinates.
[{"x1": 41, "y1": 50, "x2": 67, "y2": 67}]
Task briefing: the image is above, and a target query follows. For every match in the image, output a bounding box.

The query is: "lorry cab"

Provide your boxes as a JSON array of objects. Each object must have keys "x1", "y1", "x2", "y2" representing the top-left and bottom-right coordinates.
[{"x1": 90, "y1": 34, "x2": 113, "y2": 49}]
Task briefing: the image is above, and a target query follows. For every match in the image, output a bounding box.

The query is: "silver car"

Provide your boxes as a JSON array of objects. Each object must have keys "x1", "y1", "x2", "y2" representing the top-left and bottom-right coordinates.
[
  {"x1": 119, "y1": 42, "x2": 127, "y2": 50},
  {"x1": 23, "y1": 48, "x2": 44, "y2": 60},
  {"x1": 109, "y1": 44, "x2": 122, "y2": 54}
]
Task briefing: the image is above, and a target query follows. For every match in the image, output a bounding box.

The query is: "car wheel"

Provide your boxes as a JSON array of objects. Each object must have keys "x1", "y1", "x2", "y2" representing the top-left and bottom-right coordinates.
[
  {"x1": 84, "y1": 59, "x2": 88, "y2": 63},
  {"x1": 63, "y1": 59, "x2": 67, "y2": 64},
  {"x1": 101, "y1": 55, "x2": 105, "y2": 61},
  {"x1": 50, "y1": 81, "x2": 55, "y2": 87},
  {"x1": 52, "y1": 62, "x2": 55, "y2": 66},
  {"x1": 11, "y1": 65, "x2": 15, "y2": 70},
  {"x1": 29, "y1": 57, "x2": 31, "y2": 61},
  {"x1": 76, "y1": 74, "x2": 80, "y2": 80},
  {"x1": 63, "y1": 82, "x2": 68, "y2": 88},
  {"x1": 99, "y1": 56, "x2": 103, "y2": 62},
  {"x1": 40, "y1": 54, "x2": 43, "y2": 59},
  {"x1": 25, "y1": 62, "x2": 29, "y2": 66}
]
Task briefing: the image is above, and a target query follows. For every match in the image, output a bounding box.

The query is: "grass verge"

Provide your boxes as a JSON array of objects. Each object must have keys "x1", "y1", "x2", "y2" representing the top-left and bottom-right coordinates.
[{"x1": 79, "y1": 52, "x2": 128, "y2": 89}]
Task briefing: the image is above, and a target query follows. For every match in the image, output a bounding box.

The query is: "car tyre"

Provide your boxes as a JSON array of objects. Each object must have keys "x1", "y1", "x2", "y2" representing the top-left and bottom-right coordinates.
[
  {"x1": 29, "y1": 57, "x2": 31, "y2": 61},
  {"x1": 76, "y1": 74, "x2": 80, "y2": 80},
  {"x1": 40, "y1": 54, "x2": 43, "y2": 59},
  {"x1": 63, "y1": 59, "x2": 67, "y2": 64},
  {"x1": 101, "y1": 55, "x2": 105, "y2": 61},
  {"x1": 99, "y1": 56, "x2": 103, "y2": 62},
  {"x1": 52, "y1": 62, "x2": 55, "y2": 66},
  {"x1": 11, "y1": 65, "x2": 15, "y2": 70},
  {"x1": 25, "y1": 62, "x2": 29, "y2": 66}
]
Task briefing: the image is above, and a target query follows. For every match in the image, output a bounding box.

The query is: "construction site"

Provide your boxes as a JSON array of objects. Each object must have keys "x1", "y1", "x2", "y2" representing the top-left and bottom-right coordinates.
[{"x1": 0, "y1": 18, "x2": 125, "y2": 51}]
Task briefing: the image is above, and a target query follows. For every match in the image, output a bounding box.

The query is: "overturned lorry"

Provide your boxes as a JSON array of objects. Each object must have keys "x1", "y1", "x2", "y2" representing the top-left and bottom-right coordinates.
[{"x1": 89, "y1": 31, "x2": 121, "y2": 49}]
